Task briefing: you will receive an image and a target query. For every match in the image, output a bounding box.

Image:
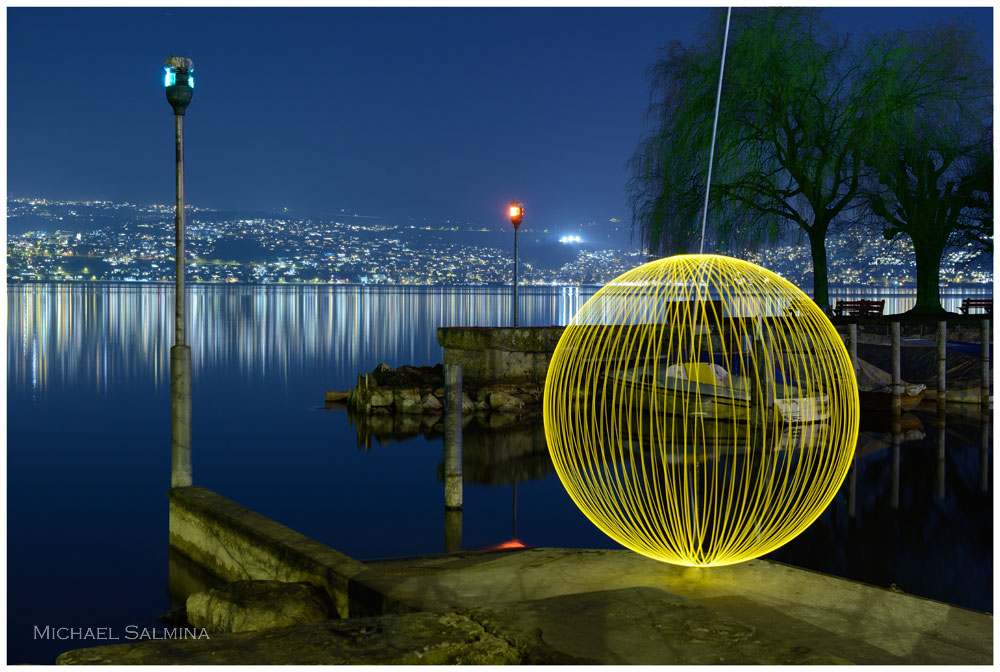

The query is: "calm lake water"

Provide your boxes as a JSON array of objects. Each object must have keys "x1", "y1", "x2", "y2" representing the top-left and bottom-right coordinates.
[{"x1": 7, "y1": 283, "x2": 993, "y2": 663}]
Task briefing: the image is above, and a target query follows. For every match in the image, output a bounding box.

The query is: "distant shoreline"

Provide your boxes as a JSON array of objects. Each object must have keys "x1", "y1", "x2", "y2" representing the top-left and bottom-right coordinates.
[{"x1": 4, "y1": 280, "x2": 993, "y2": 292}]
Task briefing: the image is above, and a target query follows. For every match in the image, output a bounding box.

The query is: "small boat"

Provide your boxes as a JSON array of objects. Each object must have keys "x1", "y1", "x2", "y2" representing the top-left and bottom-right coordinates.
[
  {"x1": 856, "y1": 358, "x2": 925, "y2": 413},
  {"x1": 617, "y1": 360, "x2": 830, "y2": 425}
]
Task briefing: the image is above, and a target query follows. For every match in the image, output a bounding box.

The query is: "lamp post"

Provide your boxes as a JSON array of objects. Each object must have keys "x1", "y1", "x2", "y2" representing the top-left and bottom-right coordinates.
[
  {"x1": 165, "y1": 56, "x2": 194, "y2": 488},
  {"x1": 508, "y1": 202, "x2": 524, "y2": 327}
]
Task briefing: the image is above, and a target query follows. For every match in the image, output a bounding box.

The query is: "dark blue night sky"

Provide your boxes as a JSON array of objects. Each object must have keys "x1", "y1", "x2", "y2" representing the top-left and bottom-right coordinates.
[{"x1": 7, "y1": 6, "x2": 992, "y2": 243}]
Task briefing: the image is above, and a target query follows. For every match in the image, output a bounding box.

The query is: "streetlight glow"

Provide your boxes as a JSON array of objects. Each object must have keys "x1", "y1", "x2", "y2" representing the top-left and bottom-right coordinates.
[
  {"x1": 164, "y1": 56, "x2": 194, "y2": 115},
  {"x1": 509, "y1": 201, "x2": 524, "y2": 229}
]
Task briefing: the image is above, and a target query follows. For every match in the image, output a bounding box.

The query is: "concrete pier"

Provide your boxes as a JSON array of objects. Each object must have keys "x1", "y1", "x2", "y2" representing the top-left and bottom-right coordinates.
[{"x1": 59, "y1": 541, "x2": 993, "y2": 665}]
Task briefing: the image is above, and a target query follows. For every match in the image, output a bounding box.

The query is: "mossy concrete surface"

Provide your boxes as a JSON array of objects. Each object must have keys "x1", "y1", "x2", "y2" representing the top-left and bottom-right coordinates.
[
  {"x1": 56, "y1": 586, "x2": 847, "y2": 665},
  {"x1": 364, "y1": 547, "x2": 992, "y2": 665},
  {"x1": 186, "y1": 580, "x2": 330, "y2": 633},
  {"x1": 56, "y1": 612, "x2": 522, "y2": 665}
]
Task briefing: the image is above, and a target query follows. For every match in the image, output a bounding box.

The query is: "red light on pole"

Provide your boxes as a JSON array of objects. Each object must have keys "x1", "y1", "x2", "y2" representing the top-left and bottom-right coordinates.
[
  {"x1": 508, "y1": 202, "x2": 524, "y2": 326},
  {"x1": 509, "y1": 202, "x2": 524, "y2": 228}
]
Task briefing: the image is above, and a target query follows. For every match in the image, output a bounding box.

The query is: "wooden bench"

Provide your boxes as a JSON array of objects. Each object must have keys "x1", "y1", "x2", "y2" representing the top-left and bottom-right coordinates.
[
  {"x1": 834, "y1": 299, "x2": 885, "y2": 317},
  {"x1": 781, "y1": 298, "x2": 809, "y2": 317},
  {"x1": 960, "y1": 298, "x2": 992, "y2": 315}
]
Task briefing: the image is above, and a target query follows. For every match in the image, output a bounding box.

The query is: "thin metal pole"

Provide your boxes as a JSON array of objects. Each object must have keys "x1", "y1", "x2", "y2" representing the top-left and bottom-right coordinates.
[
  {"x1": 699, "y1": 6, "x2": 732, "y2": 255},
  {"x1": 513, "y1": 227, "x2": 519, "y2": 327},
  {"x1": 170, "y1": 112, "x2": 192, "y2": 488},
  {"x1": 174, "y1": 113, "x2": 185, "y2": 346}
]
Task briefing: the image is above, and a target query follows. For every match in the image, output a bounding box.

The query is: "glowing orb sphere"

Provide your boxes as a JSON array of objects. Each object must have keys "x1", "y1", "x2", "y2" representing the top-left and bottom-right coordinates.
[{"x1": 543, "y1": 254, "x2": 859, "y2": 567}]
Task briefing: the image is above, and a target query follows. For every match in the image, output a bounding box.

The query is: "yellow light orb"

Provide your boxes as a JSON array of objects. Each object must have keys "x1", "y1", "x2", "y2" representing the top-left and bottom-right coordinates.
[{"x1": 543, "y1": 254, "x2": 859, "y2": 567}]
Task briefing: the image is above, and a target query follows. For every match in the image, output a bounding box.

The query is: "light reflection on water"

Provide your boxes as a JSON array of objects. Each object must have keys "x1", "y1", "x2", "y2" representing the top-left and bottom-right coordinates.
[
  {"x1": 7, "y1": 284, "x2": 594, "y2": 396},
  {"x1": 7, "y1": 283, "x2": 991, "y2": 397}
]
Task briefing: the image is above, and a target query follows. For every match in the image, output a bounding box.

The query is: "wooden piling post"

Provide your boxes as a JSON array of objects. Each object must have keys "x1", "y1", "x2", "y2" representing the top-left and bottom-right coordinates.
[
  {"x1": 847, "y1": 459, "x2": 857, "y2": 519},
  {"x1": 848, "y1": 323, "x2": 858, "y2": 380},
  {"x1": 890, "y1": 416, "x2": 901, "y2": 510},
  {"x1": 764, "y1": 325, "x2": 775, "y2": 414},
  {"x1": 937, "y1": 321, "x2": 947, "y2": 404},
  {"x1": 980, "y1": 411, "x2": 990, "y2": 494},
  {"x1": 444, "y1": 364, "x2": 463, "y2": 512},
  {"x1": 936, "y1": 403, "x2": 946, "y2": 500},
  {"x1": 981, "y1": 318, "x2": 990, "y2": 409},
  {"x1": 891, "y1": 322, "x2": 901, "y2": 416}
]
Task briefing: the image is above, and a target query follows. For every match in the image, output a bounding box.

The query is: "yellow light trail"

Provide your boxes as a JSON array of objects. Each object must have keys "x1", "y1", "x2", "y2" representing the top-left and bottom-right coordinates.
[{"x1": 543, "y1": 254, "x2": 859, "y2": 567}]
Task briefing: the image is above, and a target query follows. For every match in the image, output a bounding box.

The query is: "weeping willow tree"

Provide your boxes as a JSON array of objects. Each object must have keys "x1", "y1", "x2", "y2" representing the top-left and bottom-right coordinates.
[
  {"x1": 627, "y1": 8, "x2": 918, "y2": 310},
  {"x1": 861, "y1": 22, "x2": 993, "y2": 315}
]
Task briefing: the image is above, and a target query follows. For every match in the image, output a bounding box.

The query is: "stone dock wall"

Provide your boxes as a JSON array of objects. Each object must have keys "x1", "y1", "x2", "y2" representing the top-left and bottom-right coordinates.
[
  {"x1": 437, "y1": 326, "x2": 565, "y2": 389},
  {"x1": 168, "y1": 487, "x2": 414, "y2": 619}
]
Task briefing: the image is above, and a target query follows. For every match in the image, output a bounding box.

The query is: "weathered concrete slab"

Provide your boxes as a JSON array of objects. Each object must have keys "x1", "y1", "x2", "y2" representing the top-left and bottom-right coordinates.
[
  {"x1": 362, "y1": 547, "x2": 992, "y2": 665},
  {"x1": 57, "y1": 587, "x2": 845, "y2": 665},
  {"x1": 472, "y1": 586, "x2": 846, "y2": 664},
  {"x1": 56, "y1": 612, "x2": 521, "y2": 665},
  {"x1": 186, "y1": 580, "x2": 330, "y2": 633}
]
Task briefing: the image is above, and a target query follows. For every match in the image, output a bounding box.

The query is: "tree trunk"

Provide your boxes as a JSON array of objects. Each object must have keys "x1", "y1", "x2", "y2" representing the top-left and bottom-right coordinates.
[
  {"x1": 911, "y1": 239, "x2": 947, "y2": 315},
  {"x1": 808, "y1": 226, "x2": 830, "y2": 311}
]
